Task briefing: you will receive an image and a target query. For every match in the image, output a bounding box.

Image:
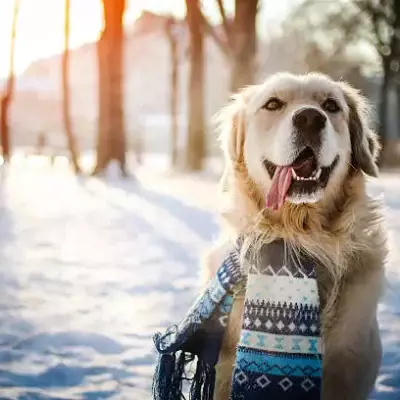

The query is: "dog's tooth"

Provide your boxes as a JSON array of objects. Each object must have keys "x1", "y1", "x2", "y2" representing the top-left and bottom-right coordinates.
[
  {"x1": 315, "y1": 168, "x2": 322, "y2": 179},
  {"x1": 291, "y1": 168, "x2": 297, "y2": 179}
]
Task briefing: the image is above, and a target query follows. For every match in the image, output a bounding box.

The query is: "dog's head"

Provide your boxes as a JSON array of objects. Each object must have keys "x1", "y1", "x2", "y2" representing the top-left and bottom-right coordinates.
[{"x1": 217, "y1": 72, "x2": 379, "y2": 221}]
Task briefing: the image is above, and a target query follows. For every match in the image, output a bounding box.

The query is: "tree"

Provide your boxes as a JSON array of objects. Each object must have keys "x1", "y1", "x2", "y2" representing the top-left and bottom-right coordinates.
[
  {"x1": 62, "y1": 0, "x2": 82, "y2": 174},
  {"x1": 229, "y1": 0, "x2": 258, "y2": 91},
  {"x1": 203, "y1": 0, "x2": 259, "y2": 92},
  {"x1": 282, "y1": 0, "x2": 371, "y2": 77},
  {"x1": 181, "y1": 0, "x2": 259, "y2": 171},
  {"x1": 185, "y1": 0, "x2": 206, "y2": 171},
  {"x1": 354, "y1": 0, "x2": 400, "y2": 161},
  {"x1": 165, "y1": 17, "x2": 180, "y2": 168},
  {"x1": 93, "y1": 0, "x2": 127, "y2": 176},
  {"x1": 0, "y1": 0, "x2": 20, "y2": 163}
]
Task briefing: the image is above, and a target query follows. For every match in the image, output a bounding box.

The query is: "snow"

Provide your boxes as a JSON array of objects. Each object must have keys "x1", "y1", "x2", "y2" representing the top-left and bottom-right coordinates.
[{"x1": 0, "y1": 154, "x2": 398, "y2": 399}]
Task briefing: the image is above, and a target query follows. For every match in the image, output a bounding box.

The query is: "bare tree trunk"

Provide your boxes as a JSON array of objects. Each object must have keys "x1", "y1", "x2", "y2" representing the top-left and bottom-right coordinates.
[
  {"x1": 166, "y1": 18, "x2": 179, "y2": 168},
  {"x1": 392, "y1": 0, "x2": 400, "y2": 156},
  {"x1": 94, "y1": 31, "x2": 110, "y2": 175},
  {"x1": 185, "y1": 0, "x2": 205, "y2": 171},
  {"x1": 93, "y1": 0, "x2": 127, "y2": 177},
  {"x1": 380, "y1": 0, "x2": 400, "y2": 165},
  {"x1": 230, "y1": 0, "x2": 258, "y2": 92},
  {"x1": 0, "y1": 0, "x2": 20, "y2": 163},
  {"x1": 62, "y1": 0, "x2": 81, "y2": 174},
  {"x1": 397, "y1": 82, "x2": 400, "y2": 139},
  {"x1": 379, "y1": 57, "x2": 390, "y2": 151},
  {"x1": 0, "y1": 96, "x2": 11, "y2": 163}
]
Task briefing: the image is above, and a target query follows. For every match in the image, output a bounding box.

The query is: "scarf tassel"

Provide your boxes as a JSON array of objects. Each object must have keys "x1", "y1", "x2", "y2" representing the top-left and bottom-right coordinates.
[
  {"x1": 152, "y1": 353, "x2": 176, "y2": 400},
  {"x1": 152, "y1": 350, "x2": 216, "y2": 400},
  {"x1": 189, "y1": 358, "x2": 216, "y2": 400}
]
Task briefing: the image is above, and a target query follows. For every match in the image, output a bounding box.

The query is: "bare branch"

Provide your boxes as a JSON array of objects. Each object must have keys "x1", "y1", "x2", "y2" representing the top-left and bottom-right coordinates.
[
  {"x1": 373, "y1": 15, "x2": 387, "y2": 54},
  {"x1": 353, "y1": 0, "x2": 390, "y2": 56},
  {"x1": 361, "y1": 1, "x2": 391, "y2": 23},
  {"x1": 315, "y1": 16, "x2": 363, "y2": 71},
  {"x1": 199, "y1": 11, "x2": 231, "y2": 59},
  {"x1": 215, "y1": 0, "x2": 234, "y2": 51}
]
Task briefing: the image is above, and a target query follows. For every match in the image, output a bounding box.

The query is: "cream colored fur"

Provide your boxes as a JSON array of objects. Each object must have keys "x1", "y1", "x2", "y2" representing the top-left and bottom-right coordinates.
[{"x1": 202, "y1": 73, "x2": 387, "y2": 400}]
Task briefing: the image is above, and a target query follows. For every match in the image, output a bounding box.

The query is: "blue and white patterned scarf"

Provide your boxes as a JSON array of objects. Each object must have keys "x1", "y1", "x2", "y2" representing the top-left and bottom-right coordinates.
[{"x1": 152, "y1": 239, "x2": 323, "y2": 399}]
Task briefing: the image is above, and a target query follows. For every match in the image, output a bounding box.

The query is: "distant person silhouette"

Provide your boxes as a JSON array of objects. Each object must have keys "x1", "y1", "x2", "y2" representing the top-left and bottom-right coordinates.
[{"x1": 36, "y1": 132, "x2": 47, "y2": 155}]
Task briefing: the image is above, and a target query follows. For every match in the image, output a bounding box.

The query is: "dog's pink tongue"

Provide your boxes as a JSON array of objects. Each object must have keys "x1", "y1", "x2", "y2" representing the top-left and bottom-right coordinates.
[{"x1": 266, "y1": 166, "x2": 292, "y2": 210}]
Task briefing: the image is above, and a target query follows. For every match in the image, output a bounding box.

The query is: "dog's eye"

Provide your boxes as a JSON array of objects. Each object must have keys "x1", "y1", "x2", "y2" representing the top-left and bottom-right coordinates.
[
  {"x1": 322, "y1": 98, "x2": 341, "y2": 113},
  {"x1": 262, "y1": 97, "x2": 285, "y2": 111}
]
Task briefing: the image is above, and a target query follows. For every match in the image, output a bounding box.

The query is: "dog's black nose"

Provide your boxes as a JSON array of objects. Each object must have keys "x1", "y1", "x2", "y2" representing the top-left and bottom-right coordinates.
[
  {"x1": 292, "y1": 108, "x2": 326, "y2": 149},
  {"x1": 293, "y1": 108, "x2": 327, "y2": 133}
]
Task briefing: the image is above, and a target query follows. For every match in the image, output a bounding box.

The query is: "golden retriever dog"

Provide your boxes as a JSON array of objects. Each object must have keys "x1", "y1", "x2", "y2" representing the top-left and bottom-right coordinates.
[{"x1": 203, "y1": 72, "x2": 387, "y2": 400}]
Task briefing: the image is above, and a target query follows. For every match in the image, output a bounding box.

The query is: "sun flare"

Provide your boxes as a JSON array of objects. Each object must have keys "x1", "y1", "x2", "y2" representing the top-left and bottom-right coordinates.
[{"x1": 0, "y1": 0, "x2": 188, "y2": 80}]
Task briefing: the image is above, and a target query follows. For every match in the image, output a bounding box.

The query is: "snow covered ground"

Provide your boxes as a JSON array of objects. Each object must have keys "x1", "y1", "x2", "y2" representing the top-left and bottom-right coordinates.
[{"x1": 0, "y1": 154, "x2": 398, "y2": 399}]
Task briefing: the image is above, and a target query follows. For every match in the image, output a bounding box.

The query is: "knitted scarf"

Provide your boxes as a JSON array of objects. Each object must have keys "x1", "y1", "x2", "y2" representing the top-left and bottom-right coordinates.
[{"x1": 152, "y1": 239, "x2": 323, "y2": 399}]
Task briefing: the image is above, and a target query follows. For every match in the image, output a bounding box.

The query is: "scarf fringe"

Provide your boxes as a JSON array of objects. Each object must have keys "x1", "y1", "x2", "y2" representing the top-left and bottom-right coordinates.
[
  {"x1": 152, "y1": 351, "x2": 216, "y2": 400},
  {"x1": 152, "y1": 353, "x2": 175, "y2": 400},
  {"x1": 189, "y1": 358, "x2": 215, "y2": 400}
]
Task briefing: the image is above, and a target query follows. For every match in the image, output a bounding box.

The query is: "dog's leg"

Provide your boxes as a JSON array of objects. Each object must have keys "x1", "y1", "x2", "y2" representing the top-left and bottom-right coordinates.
[
  {"x1": 322, "y1": 267, "x2": 384, "y2": 400},
  {"x1": 214, "y1": 297, "x2": 244, "y2": 400},
  {"x1": 201, "y1": 235, "x2": 234, "y2": 286}
]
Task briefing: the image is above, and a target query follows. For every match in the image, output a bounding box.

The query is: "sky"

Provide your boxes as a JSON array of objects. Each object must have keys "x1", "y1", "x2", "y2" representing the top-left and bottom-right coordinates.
[{"x1": 0, "y1": 0, "x2": 293, "y2": 79}]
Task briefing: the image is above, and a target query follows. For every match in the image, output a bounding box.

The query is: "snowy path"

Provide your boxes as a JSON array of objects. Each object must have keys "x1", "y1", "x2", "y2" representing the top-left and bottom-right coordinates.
[{"x1": 0, "y1": 156, "x2": 398, "y2": 399}]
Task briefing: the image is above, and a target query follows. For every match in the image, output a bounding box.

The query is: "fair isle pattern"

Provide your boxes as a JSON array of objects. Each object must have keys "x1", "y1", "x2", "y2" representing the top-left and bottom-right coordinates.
[
  {"x1": 242, "y1": 300, "x2": 321, "y2": 336},
  {"x1": 154, "y1": 247, "x2": 242, "y2": 357},
  {"x1": 152, "y1": 247, "x2": 244, "y2": 400},
  {"x1": 230, "y1": 242, "x2": 322, "y2": 400},
  {"x1": 235, "y1": 349, "x2": 322, "y2": 377},
  {"x1": 261, "y1": 263, "x2": 317, "y2": 279},
  {"x1": 239, "y1": 330, "x2": 322, "y2": 355},
  {"x1": 246, "y1": 274, "x2": 319, "y2": 304},
  {"x1": 152, "y1": 240, "x2": 323, "y2": 400}
]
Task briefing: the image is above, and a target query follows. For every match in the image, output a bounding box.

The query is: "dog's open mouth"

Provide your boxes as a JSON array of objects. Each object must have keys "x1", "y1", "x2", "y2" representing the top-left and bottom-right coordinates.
[{"x1": 263, "y1": 147, "x2": 339, "y2": 210}]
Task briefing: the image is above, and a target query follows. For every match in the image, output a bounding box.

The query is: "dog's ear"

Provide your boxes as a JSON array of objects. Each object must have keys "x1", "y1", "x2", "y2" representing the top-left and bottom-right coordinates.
[
  {"x1": 215, "y1": 89, "x2": 249, "y2": 166},
  {"x1": 338, "y1": 81, "x2": 380, "y2": 177}
]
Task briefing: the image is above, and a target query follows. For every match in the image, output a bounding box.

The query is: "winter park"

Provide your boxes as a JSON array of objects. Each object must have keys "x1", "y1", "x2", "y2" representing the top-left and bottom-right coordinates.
[{"x1": 1, "y1": 1, "x2": 400, "y2": 399}]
